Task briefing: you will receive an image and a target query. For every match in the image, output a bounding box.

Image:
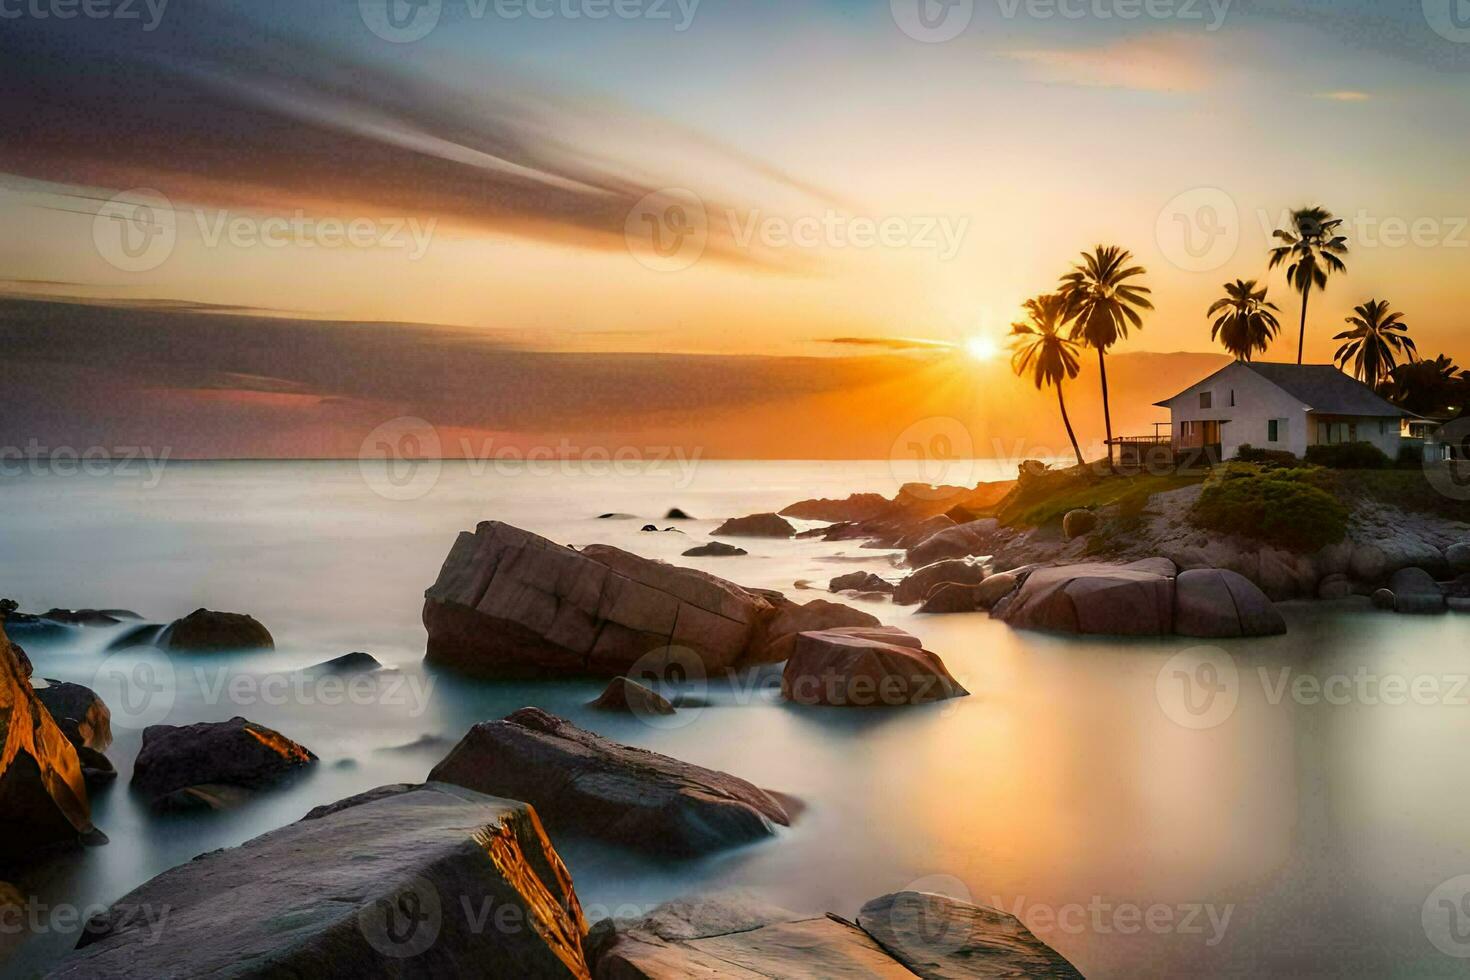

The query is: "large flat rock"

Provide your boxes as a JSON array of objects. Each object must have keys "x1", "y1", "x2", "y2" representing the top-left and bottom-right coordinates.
[
  {"x1": 428, "y1": 708, "x2": 791, "y2": 857},
  {"x1": 131, "y1": 716, "x2": 316, "y2": 807},
  {"x1": 998, "y1": 562, "x2": 1176, "y2": 636},
  {"x1": 424, "y1": 522, "x2": 776, "y2": 677},
  {"x1": 47, "y1": 783, "x2": 591, "y2": 979},
  {"x1": 858, "y1": 891, "x2": 1083, "y2": 978}
]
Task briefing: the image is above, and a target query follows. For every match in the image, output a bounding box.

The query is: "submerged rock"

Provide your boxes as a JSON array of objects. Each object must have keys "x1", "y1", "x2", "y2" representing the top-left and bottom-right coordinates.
[
  {"x1": 302, "y1": 651, "x2": 382, "y2": 674},
  {"x1": 779, "y1": 493, "x2": 889, "y2": 523},
  {"x1": 665, "y1": 508, "x2": 695, "y2": 520},
  {"x1": 782, "y1": 628, "x2": 967, "y2": 707},
  {"x1": 828, "y1": 571, "x2": 894, "y2": 595},
  {"x1": 681, "y1": 542, "x2": 748, "y2": 558},
  {"x1": 858, "y1": 891, "x2": 1083, "y2": 979},
  {"x1": 1390, "y1": 567, "x2": 1447, "y2": 614},
  {"x1": 918, "y1": 583, "x2": 981, "y2": 614},
  {"x1": 895, "y1": 558, "x2": 988, "y2": 606},
  {"x1": 0, "y1": 627, "x2": 97, "y2": 863},
  {"x1": 160, "y1": 609, "x2": 274, "y2": 652},
  {"x1": 589, "y1": 676, "x2": 675, "y2": 716},
  {"x1": 40, "y1": 609, "x2": 126, "y2": 627},
  {"x1": 131, "y1": 716, "x2": 316, "y2": 806},
  {"x1": 712, "y1": 513, "x2": 796, "y2": 538},
  {"x1": 50, "y1": 784, "x2": 591, "y2": 979},
  {"x1": 429, "y1": 708, "x2": 790, "y2": 857},
  {"x1": 1174, "y1": 569, "x2": 1287, "y2": 639},
  {"x1": 1372, "y1": 588, "x2": 1397, "y2": 610}
]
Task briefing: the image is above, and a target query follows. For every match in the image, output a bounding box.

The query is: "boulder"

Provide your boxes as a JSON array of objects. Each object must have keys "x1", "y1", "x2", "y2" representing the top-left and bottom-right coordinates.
[
  {"x1": 1062, "y1": 509, "x2": 1098, "y2": 540},
  {"x1": 34, "y1": 681, "x2": 112, "y2": 751},
  {"x1": 999, "y1": 562, "x2": 1176, "y2": 636},
  {"x1": 665, "y1": 508, "x2": 694, "y2": 520},
  {"x1": 303, "y1": 651, "x2": 382, "y2": 674},
  {"x1": 681, "y1": 542, "x2": 748, "y2": 558},
  {"x1": 1350, "y1": 543, "x2": 1388, "y2": 583},
  {"x1": 1450, "y1": 597, "x2": 1470, "y2": 614},
  {"x1": 829, "y1": 571, "x2": 894, "y2": 595},
  {"x1": 779, "y1": 493, "x2": 890, "y2": 522},
  {"x1": 906, "y1": 520, "x2": 1000, "y2": 568},
  {"x1": 782, "y1": 629, "x2": 967, "y2": 707},
  {"x1": 895, "y1": 559, "x2": 988, "y2": 606},
  {"x1": 423, "y1": 522, "x2": 776, "y2": 678},
  {"x1": 975, "y1": 572, "x2": 1020, "y2": 609},
  {"x1": 1372, "y1": 588, "x2": 1397, "y2": 611},
  {"x1": 428, "y1": 708, "x2": 790, "y2": 857},
  {"x1": 160, "y1": 609, "x2": 274, "y2": 652},
  {"x1": 894, "y1": 515, "x2": 958, "y2": 551},
  {"x1": 589, "y1": 677, "x2": 675, "y2": 716},
  {"x1": 131, "y1": 716, "x2": 316, "y2": 807},
  {"x1": 1174, "y1": 569, "x2": 1288, "y2": 639},
  {"x1": 50, "y1": 783, "x2": 590, "y2": 979},
  {"x1": 918, "y1": 583, "x2": 980, "y2": 614},
  {"x1": 41, "y1": 609, "x2": 123, "y2": 627},
  {"x1": 1317, "y1": 573, "x2": 1354, "y2": 600},
  {"x1": 1390, "y1": 567, "x2": 1446, "y2": 614},
  {"x1": 1450, "y1": 542, "x2": 1470, "y2": 574},
  {"x1": 0, "y1": 627, "x2": 97, "y2": 862},
  {"x1": 751, "y1": 598, "x2": 882, "y2": 664},
  {"x1": 857, "y1": 891, "x2": 1083, "y2": 979},
  {"x1": 711, "y1": 513, "x2": 795, "y2": 538}
]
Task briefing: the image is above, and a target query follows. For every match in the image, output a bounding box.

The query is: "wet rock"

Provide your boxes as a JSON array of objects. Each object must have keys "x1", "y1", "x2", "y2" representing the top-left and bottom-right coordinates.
[
  {"x1": 918, "y1": 583, "x2": 980, "y2": 614},
  {"x1": 906, "y1": 520, "x2": 1001, "y2": 568},
  {"x1": 1350, "y1": 543, "x2": 1388, "y2": 583},
  {"x1": 975, "y1": 572, "x2": 1020, "y2": 609},
  {"x1": 665, "y1": 508, "x2": 695, "y2": 520},
  {"x1": 72, "y1": 742, "x2": 117, "y2": 785},
  {"x1": 779, "y1": 493, "x2": 890, "y2": 523},
  {"x1": 829, "y1": 571, "x2": 894, "y2": 595},
  {"x1": 589, "y1": 676, "x2": 675, "y2": 716},
  {"x1": 1062, "y1": 509, "x2": 1098, "y2": 540},
  {"x1": 1174, "y1": 569, "x2": 1287, "y2": 639},
  {"x1": 13, "y1": 640, "x2": 31, "y2": 680},
  {"x1": 35, "y1": 680, "x2": 111, "y2": 751},
  {"x1": 0, "y1": 627, "x2": 96, "y2": 863},
  {"x1": 424, "y1": 522, "x2": 775, "y2": 678},
  {"x1": 1000, "y1": 561, "x2": 1176, "y2": 636},
  {"x1": 1450, "y1": 542, "x2": 1470, "y2": 574},
  {"x1": 52, "y1": 783, "x2": 591, "y2": 979},
  {"x1": 1390, "y1": 567, "x2": 1446, "y2": 614},
  {"x1": 160, "y1": 609, "x2": 274, "y2": 652},
  {"x1": 429, "y1": 708, "x2": 790, "y2": 857},
  {"x1": 681, "y1": 542, "x2": 748, "y2": 558},
  {"x1": 712, "y1": 513, "x2": 796, "y2": 538},
  {"x1": 41, "y1": 609, "x2": 124, "y2": 627},
  {"x1": 302, "y1": 651, "x2": 382, "y2": 674},
  {"x1": 1317, "y1": 573, "x2": 1354, "y2": 600},
  {"x1": 751, "y1": 598, "x2": 882, "y2": 664},
  {"x1": 1372, "y1": 588, "x2": 1397, "y2": 611},
  {"x1": 858, "y1": 891, "x2": 1083, "y2": 979},
  {"x1": 782, "y1": 628, "x2": 967, "y2": 707},
  {"x1": 131, "y1": 716, "x2": 316, "y2": 806},
  {"x1": 105, "y1": 624, "x2": 165, "y2": 651},
  {"x1": 895, "y1": 559, "x2": 987, "y2": 606}
]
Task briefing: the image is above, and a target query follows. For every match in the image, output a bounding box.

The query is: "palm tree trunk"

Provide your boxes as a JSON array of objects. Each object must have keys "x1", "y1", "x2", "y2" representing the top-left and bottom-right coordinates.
[
  {"x1": 1297, "y1": 285, "x2": 1310, "y2": 365},
  {"x1": 1097, "y1": 347, "x2": 1114, "y2": 471},
  {"x1": 1057, "y1": 384, "x2": 1083, "y2": 468}
]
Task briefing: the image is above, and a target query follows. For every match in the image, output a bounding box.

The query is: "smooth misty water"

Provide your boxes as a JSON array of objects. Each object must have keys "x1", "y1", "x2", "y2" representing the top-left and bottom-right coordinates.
[{"x1": 3, "y1": 460, "x2": 1470, "y2": 978}]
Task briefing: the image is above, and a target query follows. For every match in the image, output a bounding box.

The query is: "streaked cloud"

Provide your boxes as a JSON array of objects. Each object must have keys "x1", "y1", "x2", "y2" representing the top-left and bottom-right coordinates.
[
  {"x1": 1314, "y1": 90, "x2": 1372, "y2": 101},
  {"x1": 1004, "y1": 34, "x2": 1213, "y2": 92}
]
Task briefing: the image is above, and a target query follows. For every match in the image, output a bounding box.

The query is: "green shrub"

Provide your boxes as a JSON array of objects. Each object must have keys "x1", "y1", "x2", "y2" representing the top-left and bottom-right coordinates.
[
  {"x1": 1304, "y1": 442, "x2": 1391, "y2": 470},
  {"x1": 1234, "y1": 444, "x2": 1299, "y2": 468},
  {"x1": 1190, "y1": 470, "x2": 1349, "y2": 551}
]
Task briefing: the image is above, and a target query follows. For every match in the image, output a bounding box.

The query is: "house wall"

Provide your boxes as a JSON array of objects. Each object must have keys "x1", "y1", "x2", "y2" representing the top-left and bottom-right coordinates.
[
  {"x1": 1165, "y1": 362, "x2": 1311, "y2": 459},
  {"x1": 1307, "y1": 414, "x2": 1403, "y2": 459}
]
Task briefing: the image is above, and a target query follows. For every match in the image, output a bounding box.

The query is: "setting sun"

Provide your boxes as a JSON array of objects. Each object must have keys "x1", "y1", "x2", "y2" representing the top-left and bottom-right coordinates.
[{"x1": 965, "y1": 335, "x2": 1001, "y2": 362}]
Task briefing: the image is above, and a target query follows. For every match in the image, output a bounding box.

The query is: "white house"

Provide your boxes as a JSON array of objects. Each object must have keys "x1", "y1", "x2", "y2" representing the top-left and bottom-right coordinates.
[{"x1": 1154, "y1": 362, "x2": 1407, "y2": 461}]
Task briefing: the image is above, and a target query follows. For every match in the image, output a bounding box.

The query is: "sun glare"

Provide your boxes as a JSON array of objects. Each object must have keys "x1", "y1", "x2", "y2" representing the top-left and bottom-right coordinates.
[{"x1": 965, "y1": 335, "x2": 1001, "y2": 363}]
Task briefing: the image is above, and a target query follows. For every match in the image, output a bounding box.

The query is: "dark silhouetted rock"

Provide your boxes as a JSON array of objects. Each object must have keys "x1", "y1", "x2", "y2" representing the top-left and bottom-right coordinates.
[
  {"x1": 429, "y1": 708, "x2": 790, "y2": 857},
  {"x1": 665, "y1": 508, "x2": 695, "y2": 520},
  {"x1": 918, "y1": 583, "x2": 980, "y2": 614},
  {"x1": 682, "y1": 542, "x2": 748, "y2": 558},
  {"x1": 131, "y1": 716, "x2": 316, "y2": 806},
  {"x1": 894, "y1": 515, "x2": 957, "y2": 550},
  {"x1": 1062, "y1": 509, "x2": 1098, "y2": 540},
  {"x1": 1317, "y1": 573, "x2": 1354, "y2": 600},
  {"x1": 1175, "y1": 569, "x2": 1287, "y2": 638},
  {"x1": 1000, "y1": 561, "x2": 1176, "y2": 636},
  {"x1": 1449, "y1": 542, "x2": 1470, "y2": 574},
  {"x1": 751, "y1": 598, "x2": 882, "y2": 664},
  {"x1": 829, "y1": 571, "x2": 894, "y2": 595},
  {"x1": 782, "y1": 629, "x2": 967, "y2": 707},
  {"x1": 51, "y1": 784, "x2": 590, "y2": 979},
  {"x1": 161, "y1": 609, "x2": 274, "y2": 652},
  {"x1": 779, "y1": 493, "x2": 889, "y2": 522},
  {"x1": 599, "y1": 513, "x2": 636, "y2": 520},
  {"x1": 712, "y1": 513, "x2": 796, "y2": 538},
  {"x1": 0, "y1": 627, "x2": 96, "y2": 863},
  {"x1": 41, "y1": 609, "x2": 124, "y2": 627},
  {"x1": 303, "y1": 651, "x2": 382, "y2": 674},
  {"x1": 590, "y1": 676, "x2": 675, "y2": 716},
  {"x1": 858, "y1": 891, "x2": 1083, "y2": 979},
  {"x1": 1372, "y1": 588, "x2": 1397, "y2": 610},
  {"x1": 424, "y1": 522, "x2": 775, "y2": 678},
  {"x1": 1391, "y1": 567, "x2": 1446, "y2": 614},
  {"x1": 895, "y1": 558, "x2": 988, "y2": 605},
  {"x1": 105, "y1": 624, "x2": 165, "y2": 651},
  {"x1": 35, "y1": 680, "x2": 111, "y2": 751}
]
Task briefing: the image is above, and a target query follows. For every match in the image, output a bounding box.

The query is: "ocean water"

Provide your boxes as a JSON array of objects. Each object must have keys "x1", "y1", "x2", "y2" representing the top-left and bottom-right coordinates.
[{"x1": 3, "y1": 460, "x2": 1470, "y2": 978}]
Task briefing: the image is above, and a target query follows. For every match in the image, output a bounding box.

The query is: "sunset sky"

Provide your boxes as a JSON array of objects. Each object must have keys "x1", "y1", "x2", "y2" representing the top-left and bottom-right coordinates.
[{"x1": 2, "y1": 0, "x2": 1467, "y2": 457}]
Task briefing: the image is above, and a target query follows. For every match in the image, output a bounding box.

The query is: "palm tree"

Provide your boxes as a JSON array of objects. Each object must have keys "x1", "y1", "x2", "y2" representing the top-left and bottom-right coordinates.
[
  {"x1": 1268, "y1": 206, "x2": 1348, "y2": 365},
  {"x1": 1011, "y1": 293, "x2": 1085, "y2": 467},
  {"x1": 1387, "y1": 354, "x2": 1463, "y2": 416},
  {"x1": 1059, "y1": 245, "x2": 1153, "y2": 470},
  {"x1": 1334, "y1": 299, "x2": 1417, "y2": 392},
  {"x1": 1208, "y1": 279, "x2": 1281, "y2": 362}
]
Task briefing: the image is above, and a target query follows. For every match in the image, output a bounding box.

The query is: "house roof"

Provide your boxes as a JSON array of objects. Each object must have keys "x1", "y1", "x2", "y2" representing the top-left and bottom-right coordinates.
[{"x1": 1154, "y1": 362, "x2": 1407, "y2": 417}]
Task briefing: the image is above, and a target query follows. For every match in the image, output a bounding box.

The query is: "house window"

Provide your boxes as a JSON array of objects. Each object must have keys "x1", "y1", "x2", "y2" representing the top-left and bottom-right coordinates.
[
  {"x1": 1230, "y1": 390, "x2": 1236, "y2": 407},
  {"x1": 1200, "y1": 391, "x2": 1213, "y2": 409},
  {"x1": 1268, "y1": 420, "x2": 1280, "y2": 443}
]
